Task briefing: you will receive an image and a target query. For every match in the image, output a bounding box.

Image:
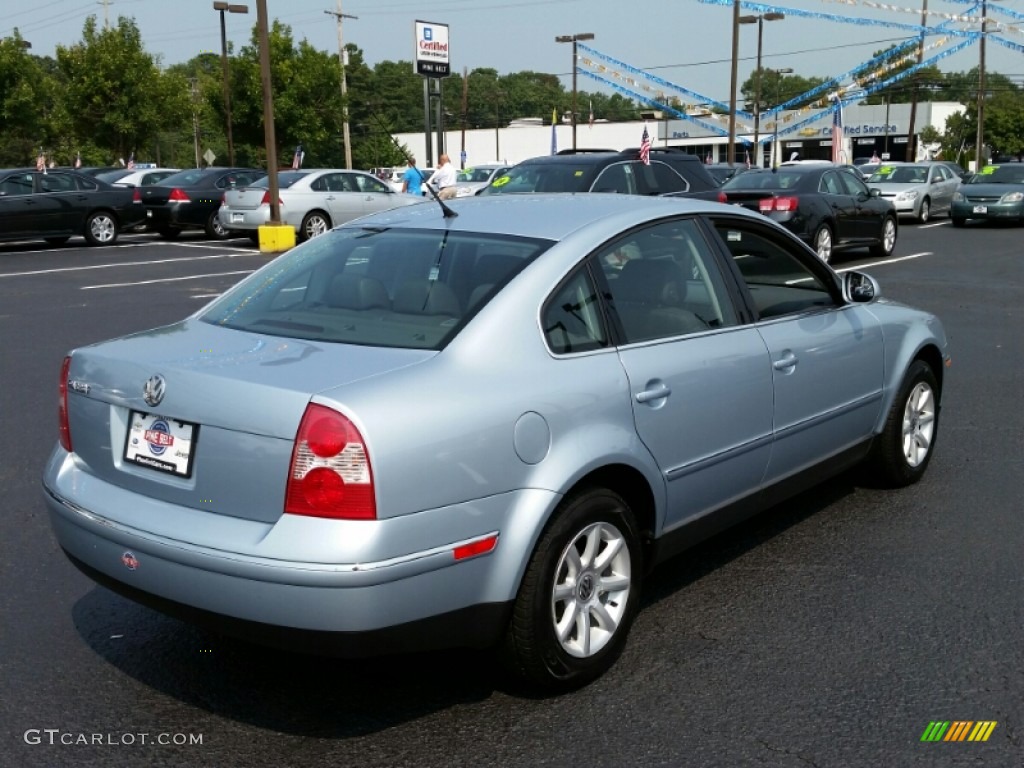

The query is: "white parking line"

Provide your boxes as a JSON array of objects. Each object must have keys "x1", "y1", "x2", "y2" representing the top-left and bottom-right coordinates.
[
  {"x1": 166, "y1": 242, "x2": 255, "y2": 252},
  {"x1": 835, "y1": 251, "x2": 932, "y2": 272},
  {"x1": 919, "y1": 221, "x2": 949, "y2": 229},
  {"x1": 81, "y1": 270, "x2": 254, "y2": 289},
  {"x1": 0, "y1": 252, "x2": 252, "y2": 279}
]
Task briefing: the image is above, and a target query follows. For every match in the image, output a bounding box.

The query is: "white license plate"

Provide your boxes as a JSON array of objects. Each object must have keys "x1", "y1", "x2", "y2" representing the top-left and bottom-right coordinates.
[
  {"x1": 973, "y1": 205, "x2": 988, "y2": 214},
  {"x1": 124, "y1": 411, "x2": 198, "y2": 478},
  {"x1": 231, "y1": 213, "x2": 244, "y2": 223},
  {"x1": 146, "y1": 210, "x2": 153, "y2": 218}
]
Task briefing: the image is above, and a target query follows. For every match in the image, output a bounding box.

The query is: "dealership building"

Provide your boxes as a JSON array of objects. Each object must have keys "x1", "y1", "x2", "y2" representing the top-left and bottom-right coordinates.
[{"x1": 393, "y1": 101, "x2": 967, "y2": 170}]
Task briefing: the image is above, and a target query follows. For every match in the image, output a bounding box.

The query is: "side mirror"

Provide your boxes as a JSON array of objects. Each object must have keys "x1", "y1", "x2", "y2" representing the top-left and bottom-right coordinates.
[
  {"x1": 842, "y1": 270, "x2": 880, "y2": 303},
  {"x1": 868, "y1": 187, "x2": 881, "y2": 197}
]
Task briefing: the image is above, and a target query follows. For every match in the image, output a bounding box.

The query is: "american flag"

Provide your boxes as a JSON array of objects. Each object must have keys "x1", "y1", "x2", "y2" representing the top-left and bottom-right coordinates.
[
  {"x1": 36, "y1": 149, "x2": 45, "y2": 172},
  {"x1": 74, "y1": 152, "x2": 82, "y2": 169},
  {"x1": 871, "y1": 150, "x2": 880, "y2": 163},
  {"x1": 745, "y1": 149, "x2": 751, "y2": 169},
  {"x1": 126, "y1": 152, "x2": 135, "y2": 170},
  {"x1": 831, "y1": 100, "x2": 844, "y2": 164},
  {"x1": 588, "y1": 99, "x2": 594, "y2": 128},
  {"x1": 639, "y1": 124, "x2": 651, "y2": 165},
  {"x1": 550, "y1": 109, "x2": 557, "y2": 155},
  {"x1": 292, "y1": 144, "x2": 303, "y2": 170}
]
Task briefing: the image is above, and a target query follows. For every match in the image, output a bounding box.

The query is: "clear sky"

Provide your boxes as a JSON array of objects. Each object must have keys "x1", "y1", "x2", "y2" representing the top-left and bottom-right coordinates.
[{"x1": 5, "y1": 0, "x2": 1022, "y2": 109}]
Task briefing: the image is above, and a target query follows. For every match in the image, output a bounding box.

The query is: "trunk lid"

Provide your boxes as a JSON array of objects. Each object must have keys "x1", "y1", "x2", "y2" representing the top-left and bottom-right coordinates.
[{"x1": 66, "y1": 319, "x2": 433, "y2": 523}]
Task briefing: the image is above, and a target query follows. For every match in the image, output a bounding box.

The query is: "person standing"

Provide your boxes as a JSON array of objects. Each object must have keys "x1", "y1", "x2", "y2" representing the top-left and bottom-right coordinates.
[
  {"x1": 401, "y1": 158, "x2": 424, "y2": 196},
  {"x1": 428, "y1": 154, "x2": 458, "y2": 200}
]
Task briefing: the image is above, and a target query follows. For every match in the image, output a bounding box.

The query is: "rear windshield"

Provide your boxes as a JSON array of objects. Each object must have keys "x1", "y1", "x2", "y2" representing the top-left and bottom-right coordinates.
[
  {"x1": 199, "y1": 227, "x2": 552, "y2": 350},
  {"x1": 250, "y1": 171, "x2": 309, "y2": 189},
  {"x1": 94, "y1": 169, "x2": 133, "y2": 183},
  {"x1": 480, "y1": 162, "x2": 599, "y2": 194},
  {"x1": 721, "y1": 170, "x2": 804, "y2": 191}
]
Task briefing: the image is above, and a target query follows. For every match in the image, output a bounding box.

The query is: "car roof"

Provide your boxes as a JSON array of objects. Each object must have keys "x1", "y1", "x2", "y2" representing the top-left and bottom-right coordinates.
[{"x1": 337, "y1": 192, "x2": 763, "y2": 242}]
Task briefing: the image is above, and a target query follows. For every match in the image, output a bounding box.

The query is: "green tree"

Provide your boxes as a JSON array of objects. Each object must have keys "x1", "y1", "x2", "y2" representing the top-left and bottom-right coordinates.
[
  {"x1": 0, "y1": 32, "x2": 58, "y2": 166},
  {"x1": 56, "y1": 16, "x2": 190, "y2": 163}
]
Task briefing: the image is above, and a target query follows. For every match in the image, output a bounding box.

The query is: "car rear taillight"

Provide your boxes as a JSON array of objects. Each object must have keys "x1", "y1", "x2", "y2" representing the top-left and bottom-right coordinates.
[
  {"x1": 168, "y1": 188, "x2": 190, "y2": 203},
  {"x1": 760, "y1": 195, "x2": 799, "y2": 212},
  {"x1": 718, "y1": 191, "x2": 728, "y2": 203},
  {"x1": 59, "y1": 355, "x2": 72, "y2": 452},
  {"x1": 132, "y1": 187, "x2": 142, "y2": 203},
  {"x1": 285, "y1": 404, "x2": 375, "y2": 520},
  {"x1": 259, "y1": 191, "x2": 282, "y2": 206}
]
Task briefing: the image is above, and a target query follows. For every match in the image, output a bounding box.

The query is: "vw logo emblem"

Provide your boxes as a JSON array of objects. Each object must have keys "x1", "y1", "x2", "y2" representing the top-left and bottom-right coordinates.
[
  {"x1": 143, "y1": 374, "x2": 166, "y2": 407},
  {"x1": 578, "y1": 573, "x2": 595, "y2": 602}
]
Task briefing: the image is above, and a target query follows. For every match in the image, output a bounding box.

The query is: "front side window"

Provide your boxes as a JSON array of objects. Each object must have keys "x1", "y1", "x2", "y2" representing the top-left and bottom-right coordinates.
[
  {"x1": 201, "y1": 227, "x2": 551, "y2": 350},
  {"x1": 597, "y1": 218, "x2": 737, "y2": 343},
  {"x1": 711, "y1": 218, "x2": 838, "y2": 319}
]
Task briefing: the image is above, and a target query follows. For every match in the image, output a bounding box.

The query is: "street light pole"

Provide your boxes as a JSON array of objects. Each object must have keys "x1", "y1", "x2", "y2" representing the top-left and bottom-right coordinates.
[
  {"x1": 770, "y1": 67, "x2": 794, "y2": 168},
  {"x1": 739, "y1": 12, "x2": 784, "y2": 167},
  {"x1": 213, "y1": 2, "x2": 248, "y2": 167},
  {"x1": 555, "y1": 32, "x2": 594, "y2": 151}
]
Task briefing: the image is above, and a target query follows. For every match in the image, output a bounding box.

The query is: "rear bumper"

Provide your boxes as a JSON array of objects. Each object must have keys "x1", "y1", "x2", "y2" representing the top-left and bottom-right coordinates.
[
  {"x1": 218, "y1": 207, "x2": 271, "y2": 231},
  {"x1": 42, "y1": 450, "x2": 555, "y2": 650}
]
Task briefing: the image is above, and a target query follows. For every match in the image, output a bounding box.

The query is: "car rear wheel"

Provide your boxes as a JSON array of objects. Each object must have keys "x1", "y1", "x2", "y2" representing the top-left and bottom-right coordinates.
[
  {"x1": 813, "y1": 224, "x2": 833, "y2": 263},
  {"x1": 84, "y1": 211, "x2": 119, "y2": 246},
  {"x1": 500, "y1": 487, "x2": 642, "y2": 692},
  {"x1": 300, "y1": 210, "x2": 331, "y2": 241},
  {"x1": 869, "y1": 216, "x2": 897, "y2": 258},
  {"x1": 918, "y1": 198, "x2": 930, "y2": 223},
  {"x1": 205, "y1": 211, "x2": 231, "y2": 240},
  {"x1": 867, "y1": 359, "x2": 939, "y2": 487}
]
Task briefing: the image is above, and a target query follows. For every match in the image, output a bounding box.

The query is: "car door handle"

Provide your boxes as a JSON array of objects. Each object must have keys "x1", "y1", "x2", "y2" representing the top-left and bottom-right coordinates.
[
  {"x1": 635, "y1": 384, "x2": 671, "y2": 403},
  {"x1": 325, "y1": 195, "x2": 336, "y2": 200},
  {"x1": 773, "y1": 352, "x2": 798, "y2": 371}
]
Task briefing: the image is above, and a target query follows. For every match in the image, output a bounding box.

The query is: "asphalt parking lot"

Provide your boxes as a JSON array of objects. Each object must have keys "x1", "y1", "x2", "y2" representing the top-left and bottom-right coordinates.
[{"x1": 2, "y1": 219, "x2": 1022, "y2": 767}]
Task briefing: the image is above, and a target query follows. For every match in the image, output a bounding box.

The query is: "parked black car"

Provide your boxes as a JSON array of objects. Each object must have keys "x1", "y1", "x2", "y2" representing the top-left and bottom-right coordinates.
[
  {"x1": 0, "y1": 168, "x2": 146, "y2": 247},
  {"x1": 141, "y1": 167, "x2": 265, "y2": 240},
  {"x1": 715, "y1": 164, "x2": 898, "y2": 263},
  {"x1": 478, "y1": 147, "x2": 723, "y2": 199}
]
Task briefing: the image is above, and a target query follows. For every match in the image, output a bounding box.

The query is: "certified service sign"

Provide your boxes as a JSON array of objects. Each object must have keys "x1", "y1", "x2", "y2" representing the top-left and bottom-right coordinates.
[{"x1": 414, "y1": 20, "x2": 450, "y2": 78}]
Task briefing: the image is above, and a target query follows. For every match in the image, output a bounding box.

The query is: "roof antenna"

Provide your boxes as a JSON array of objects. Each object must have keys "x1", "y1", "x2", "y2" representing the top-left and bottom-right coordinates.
[{"x1": 371, "y1": 112, "x2": 457, "y2": 219}]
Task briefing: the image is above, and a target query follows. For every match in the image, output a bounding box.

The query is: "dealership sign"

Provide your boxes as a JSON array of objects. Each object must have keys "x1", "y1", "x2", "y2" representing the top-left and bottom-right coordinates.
[{"x1": 414, "y1": 21, "x2": 450, "y2": 78}]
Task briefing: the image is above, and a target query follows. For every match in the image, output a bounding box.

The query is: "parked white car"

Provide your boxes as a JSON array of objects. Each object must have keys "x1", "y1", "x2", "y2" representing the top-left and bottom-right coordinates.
[
  {"x1": 219, "y1": 169, "x2": 424, "y2": 241},
  {"x1": 455, "y1": 163, "x2": 511, "y2": 197}
]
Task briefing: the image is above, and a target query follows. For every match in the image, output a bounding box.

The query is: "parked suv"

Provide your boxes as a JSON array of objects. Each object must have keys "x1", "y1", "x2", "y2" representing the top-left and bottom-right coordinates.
[{"x1": 479, "y1": 147, "x2": 723, "y2": 199}]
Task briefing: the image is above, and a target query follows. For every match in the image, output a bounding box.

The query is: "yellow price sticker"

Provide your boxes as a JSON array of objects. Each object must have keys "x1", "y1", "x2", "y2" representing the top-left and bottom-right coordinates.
[
  {"x1": 980, "y1": 165, "x2": 998, "y2": 175},
  {"x1": 574, "y1": 170, "x2": 585, "y2": 176},
  {"x1": 491, "y1": 175, "x2": 511, "y2": 187}
]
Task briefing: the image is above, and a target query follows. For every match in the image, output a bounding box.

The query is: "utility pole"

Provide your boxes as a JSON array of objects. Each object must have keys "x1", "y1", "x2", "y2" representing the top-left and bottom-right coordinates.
[
  {"x1": 905, "y1": 0, "x2": 928, "y2": 161},
  {"x1": 325, "y1": 2, "x2": 357, "y2": 169},
  {"x1": 460, "y1": 66, "x2": 468, "y2": 169},
  {"x1": 189, "y1": 78, "x2": 201, "y2": 168},
  {"x1": 975, "y1": 0, "x2": 987, "y2": 171},
  {"x1": 98, "y1": 0, "x2": 112, "y2": 29}
]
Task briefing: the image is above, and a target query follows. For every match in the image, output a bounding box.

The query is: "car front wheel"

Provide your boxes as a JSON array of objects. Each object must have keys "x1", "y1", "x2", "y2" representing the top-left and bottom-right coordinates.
[
  {"x1": 867, "y1": 359, "x2": 940, "y2": 487},
  {"x1": 918, "y1": 198, "x2": 930, "y2": 223},
  {"x1": 869, "y1": 216, "x2": 897, "y2": 258},
  {"x1": 500, "y1": 487, "x2": 642, "y2": 692},
  {"x1": 84, "y1": 211, "x2": 119, "y2": 246},
  {"x1": 813, "y1": 224, "x2": 833, "y2": 263}
]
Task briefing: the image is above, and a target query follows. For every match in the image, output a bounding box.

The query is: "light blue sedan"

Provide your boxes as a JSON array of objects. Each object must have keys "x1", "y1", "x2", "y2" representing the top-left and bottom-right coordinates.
[{"x1": 44, "y1": 194, "x2": 949, "y2": 691}]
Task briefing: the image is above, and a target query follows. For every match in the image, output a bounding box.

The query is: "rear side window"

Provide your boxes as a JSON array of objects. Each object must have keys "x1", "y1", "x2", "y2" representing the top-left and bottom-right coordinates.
[
  {"x1": 591, "y1": 163, "x2": 636, "y2": 194},
  {"x1": 542, "y1": 268, "x2": 610, "y2": 354},
  {"x1": 0, "y1": 174, "x2": 33, "y2": 196},
  {"x1": 200, "y1": 228, "x2": 551, "y2": 350}
]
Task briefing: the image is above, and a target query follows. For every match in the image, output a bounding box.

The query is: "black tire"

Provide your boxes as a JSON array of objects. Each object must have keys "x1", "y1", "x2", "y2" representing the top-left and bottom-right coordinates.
[
  {"x1": 205, "y1": 210, "x2": 231, "y2": 240},
  {"x1": 45, "y1": 236, "x2": 70, "y2": 246},
  {"x1": 918, "y1": 198, "x2": 930, "y2": 223},
  {"x1": 869, "y1": 215, "x2": 897, "y2": 258},
  {"x1": 300, "y1": 210, "x2": 332, "y2": 241},
  {"x1": 83, "y1": 211, "x2": 119, "y2": 246},
  {"x1": 157, "y1": 226, "x2": 182, "y2": 240},
  {"x1": 951, "y1": 216, "x2": 966, "y2": 228},
  {"x1": 500, "y1": 487, "x2": 642, "y2": 692},
  {"x1": 812, "y1": 223, "x2": 833, "y2": 263},
  {"x1": 867, "y1": 359, "x2": 940, "y2": 488}
]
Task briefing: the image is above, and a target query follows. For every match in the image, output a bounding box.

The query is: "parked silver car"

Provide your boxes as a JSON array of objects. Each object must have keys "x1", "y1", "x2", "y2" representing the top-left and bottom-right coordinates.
[
  {"x1": 219, "y1": 169, "x2": 423, "y2": 242},
  {"x1": 866, "y1": 162, "x2": 961, "y2": 222},
  {"x1": 455, "y1": 163, "x2": 511, "y2": 197},
  {"x1": 44, "y1": 194, "x2": 949, "y2": 691}
]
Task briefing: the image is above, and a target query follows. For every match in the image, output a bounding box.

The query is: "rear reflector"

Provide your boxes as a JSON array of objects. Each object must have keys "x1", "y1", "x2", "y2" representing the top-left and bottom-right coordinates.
[{"x1": 453, "y1": 534, "x2": 499, "y2": 561}]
